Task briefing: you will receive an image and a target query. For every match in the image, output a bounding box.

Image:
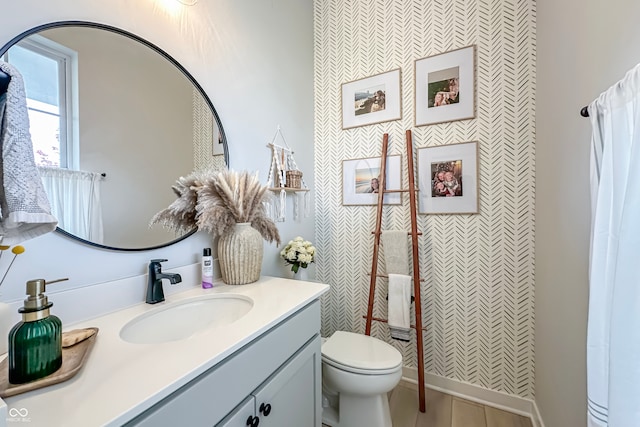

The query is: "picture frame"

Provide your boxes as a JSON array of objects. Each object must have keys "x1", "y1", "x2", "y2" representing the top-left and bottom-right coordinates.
[
  {"x1": 341, "y1": 69, "x2": 402, "y2": 130},
  {"x1": 342, "y1": 155, "x2": 402, "y2": 206},
  {"x1": 417, "y1": 141, "x2": 478, "y2": 214},
  {"x1": 212, "y1": 122, "x2": 224, "y2": 156},
  {"x1": 414, "y1": 45, "x2": 476, "y2": 126}
]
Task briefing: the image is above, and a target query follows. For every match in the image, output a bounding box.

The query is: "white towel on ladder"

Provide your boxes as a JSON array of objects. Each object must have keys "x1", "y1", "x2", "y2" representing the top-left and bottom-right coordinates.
[
  {"x1": 380, "y1": 230, "x2": 409, "y2": 275},
  {"x1": 388, "y1": 273, "x2": 412, "y2": 341}
]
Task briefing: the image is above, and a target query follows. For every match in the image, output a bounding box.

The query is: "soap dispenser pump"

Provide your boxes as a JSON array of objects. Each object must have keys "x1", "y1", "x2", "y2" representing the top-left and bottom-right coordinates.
[{"x1": 8, "y1": 278, "x2": 67, "y2": 384}]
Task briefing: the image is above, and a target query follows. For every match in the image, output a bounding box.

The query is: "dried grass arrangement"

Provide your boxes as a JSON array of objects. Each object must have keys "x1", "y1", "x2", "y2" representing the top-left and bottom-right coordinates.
[{"x1": 151, "y1": 169, "x2": 280, "y2": 245}]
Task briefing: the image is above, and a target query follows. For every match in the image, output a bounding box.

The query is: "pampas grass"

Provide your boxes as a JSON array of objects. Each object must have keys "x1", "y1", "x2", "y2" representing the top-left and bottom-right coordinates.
[{"x1": 151, "y1": 169, "x2": 280, "y2": 245}]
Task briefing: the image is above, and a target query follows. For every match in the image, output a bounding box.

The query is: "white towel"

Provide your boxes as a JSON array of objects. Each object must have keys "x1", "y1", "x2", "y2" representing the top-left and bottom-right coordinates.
[
  {"x1": 0, "y1": 61, "x2": 57, "y2": 244},
  {"x1": 380, "y1": 230, "x2": 409, "y2": 275},
  {"x1": 388, "y1": 273, "x2": 412, "y2": 341}
]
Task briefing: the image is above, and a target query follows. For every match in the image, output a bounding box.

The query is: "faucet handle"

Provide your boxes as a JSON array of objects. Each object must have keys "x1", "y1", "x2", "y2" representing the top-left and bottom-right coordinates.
[{"x1": 150, "y1": 259, "x2": 168, "y2": 264}]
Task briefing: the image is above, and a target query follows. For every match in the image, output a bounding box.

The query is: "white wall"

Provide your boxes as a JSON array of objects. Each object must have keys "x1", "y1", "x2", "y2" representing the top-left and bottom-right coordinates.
[
  {"x1": 536, "y1": 0, "x2": 640, "y2": 426},
  {"x1": 42, "y1": 27, "x2": 194, "y2": 248},
  {"x1": 0, "y1": 0, "x2": 314, "y2": 303}
]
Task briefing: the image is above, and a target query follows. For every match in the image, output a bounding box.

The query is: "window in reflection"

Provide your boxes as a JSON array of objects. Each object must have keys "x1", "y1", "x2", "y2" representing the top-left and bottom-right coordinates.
[{"x1": 2, "y1": 36, "x2": 78, "y2": 168}]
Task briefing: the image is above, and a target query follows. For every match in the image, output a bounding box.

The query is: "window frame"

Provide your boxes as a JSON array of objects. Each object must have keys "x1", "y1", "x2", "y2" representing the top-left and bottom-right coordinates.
[{"x1": 2, "y1": 34, "x2": 79, "y2": 169}]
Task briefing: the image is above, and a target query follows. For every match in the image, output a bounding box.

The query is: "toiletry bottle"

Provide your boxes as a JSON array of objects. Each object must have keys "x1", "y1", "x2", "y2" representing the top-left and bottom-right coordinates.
[
  {"x1": 202, "y1": 248, "x2": 214, "y2": 289},
  {"x1": 8, "y1": 278, "x2": 66, "y2": 384}
]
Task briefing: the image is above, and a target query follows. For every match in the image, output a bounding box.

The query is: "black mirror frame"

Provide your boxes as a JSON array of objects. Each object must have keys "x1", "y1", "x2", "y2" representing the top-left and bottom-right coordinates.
[{"x1": 0, "y1": 20, "x2": 228, "y2": 252}]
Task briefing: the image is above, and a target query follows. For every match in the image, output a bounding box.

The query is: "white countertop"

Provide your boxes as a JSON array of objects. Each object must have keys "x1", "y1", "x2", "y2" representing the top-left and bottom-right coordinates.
[{"x1": 1, "y1": 276, "x2": 328, "y2": 427}]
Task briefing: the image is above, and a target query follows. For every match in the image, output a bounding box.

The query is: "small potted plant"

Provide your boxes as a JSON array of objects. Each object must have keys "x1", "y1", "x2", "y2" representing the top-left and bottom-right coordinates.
[
  {"x1": 151, "y1": 169, "x2": 280, "y2": 285},
  {"x1": 281, "y1": 237, "x2": 315, "y2": 280}
]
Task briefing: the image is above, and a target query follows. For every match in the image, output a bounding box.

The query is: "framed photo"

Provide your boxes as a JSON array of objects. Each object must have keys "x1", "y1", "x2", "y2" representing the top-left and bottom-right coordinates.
[
  {"x1": 341, "y1": 69, "x2": 402, "y2": 130},
  {"x1": 418, "y1": 141, "x2": 478, "y2": 214},
  {"x1": 212, "y1": 122, "x2": 224, "y2": 156},
  {"x1": 342, "y1": 155, "x2": 402, "y2": 206},
  {"x1": 414, "y1": 45, "x2": 476, "y2": 126}
]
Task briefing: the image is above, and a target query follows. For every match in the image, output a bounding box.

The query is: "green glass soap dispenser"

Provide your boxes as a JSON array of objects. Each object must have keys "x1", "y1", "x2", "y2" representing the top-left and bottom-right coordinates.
[{"x1": 8, "y1": 278, "x2": 67, "y2": 384}]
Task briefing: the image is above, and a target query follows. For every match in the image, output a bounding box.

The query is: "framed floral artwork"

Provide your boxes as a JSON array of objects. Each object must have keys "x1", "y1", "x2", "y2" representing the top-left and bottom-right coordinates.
[
  {"x1": 414, "y1": 45, "x2": 476, "y2": 126},
  {"x1": 417, "y1": 141, "x2": 478, "y2": 214},
  {"x1": 341, "y1": 69, "x2": 402, "y2": 129},
  {"x1": 342, "y1": 155, "x2": 402, "y2": 206}
]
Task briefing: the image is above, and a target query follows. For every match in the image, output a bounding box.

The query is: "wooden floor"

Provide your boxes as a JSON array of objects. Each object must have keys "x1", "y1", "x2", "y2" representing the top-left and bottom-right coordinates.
[{"x1": 324, "y1": 382, "x2": 533, "y2": 427}]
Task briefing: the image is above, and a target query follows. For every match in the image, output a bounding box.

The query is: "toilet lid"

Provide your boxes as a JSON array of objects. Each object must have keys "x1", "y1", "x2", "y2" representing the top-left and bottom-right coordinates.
[{"x1": 322, "y1": 331, "x2": 402, "y2": 372}]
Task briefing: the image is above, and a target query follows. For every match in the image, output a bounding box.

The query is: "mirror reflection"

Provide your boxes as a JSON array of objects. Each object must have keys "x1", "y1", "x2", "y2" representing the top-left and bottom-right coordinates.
[{"x1": 0, "y1": 23, "x2": 227, "y2": 250}]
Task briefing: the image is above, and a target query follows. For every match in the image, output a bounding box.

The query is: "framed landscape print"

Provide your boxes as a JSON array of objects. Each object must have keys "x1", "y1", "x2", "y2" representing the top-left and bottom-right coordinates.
[
  {"x1": 341, "y1": 69, "x2": 402, "y2": 130},
  {"x1": 418, "y1": 141, "x2": 478, "y2": 214},
  {"x1": 342, "y1": 155, "x2": 402, "y2": 205},
  {"x1": 414, "y1": 46, "x2": 476, "y2": 126},
  {"x1": 212, "y1": 122, "x2": 224, "y2": 156}
]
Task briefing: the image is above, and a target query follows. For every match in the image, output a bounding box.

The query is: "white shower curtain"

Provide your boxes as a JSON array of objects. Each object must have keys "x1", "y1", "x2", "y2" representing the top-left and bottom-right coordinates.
[
  {"x1": 37, "y1": 167, "x2": 104, "y2": 244},
  {"x1": 587, "y1": 63, "x2": 640, "y2": 427}
]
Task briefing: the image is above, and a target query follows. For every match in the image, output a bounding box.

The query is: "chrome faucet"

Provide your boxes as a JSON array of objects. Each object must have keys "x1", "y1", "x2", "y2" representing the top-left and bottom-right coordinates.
[{"x1": 146, "y1": 259, "x2": 182, "y2": 304}]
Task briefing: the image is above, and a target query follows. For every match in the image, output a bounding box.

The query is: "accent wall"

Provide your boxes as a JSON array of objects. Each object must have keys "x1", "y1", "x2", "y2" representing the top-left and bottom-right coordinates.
[{"x1": 314, "y1": 0, "x2": 537, "y2": 399}]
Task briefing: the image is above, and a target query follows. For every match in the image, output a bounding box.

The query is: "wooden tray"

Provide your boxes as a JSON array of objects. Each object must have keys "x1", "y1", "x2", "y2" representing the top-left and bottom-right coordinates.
[{"x1": 0, "y1": 327, "x2": 98, "y2": 398}]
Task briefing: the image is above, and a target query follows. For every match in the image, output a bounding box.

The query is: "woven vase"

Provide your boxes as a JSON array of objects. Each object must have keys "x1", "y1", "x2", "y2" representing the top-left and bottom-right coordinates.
[{"x1": 218, "y1": 222, "x2": 263, "y2": 285}]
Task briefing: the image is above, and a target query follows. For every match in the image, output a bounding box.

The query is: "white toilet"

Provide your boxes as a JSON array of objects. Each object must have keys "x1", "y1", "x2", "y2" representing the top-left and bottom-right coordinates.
[{"x1": 321, "y1": 331, "x2": 403, "y2": 427}]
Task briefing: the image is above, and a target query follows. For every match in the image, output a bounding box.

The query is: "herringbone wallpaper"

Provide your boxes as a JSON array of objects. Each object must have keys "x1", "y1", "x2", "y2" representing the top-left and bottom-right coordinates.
[
  {"x1": 313, "y1": 0, "x2": 536, "y2": 399},
  {"x1": 193, "y1": 88, "x2": 226, "y2": 172}
]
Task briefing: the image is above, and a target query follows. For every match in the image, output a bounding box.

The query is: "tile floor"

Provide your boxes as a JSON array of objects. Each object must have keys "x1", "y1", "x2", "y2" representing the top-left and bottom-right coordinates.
[{"x1": 323, "y1": 382, "x2": 533, "y2": 427}]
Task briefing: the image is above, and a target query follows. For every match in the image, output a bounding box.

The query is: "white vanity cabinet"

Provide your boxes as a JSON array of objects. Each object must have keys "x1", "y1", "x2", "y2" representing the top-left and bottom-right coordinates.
[
  {"x1": 218, "y1": 397, "x2": 256, "y2": 426},
  {"x1": 217, "y1": 335, "x2": 320, "y2": 426},
  {"x1": 125, "y1": 300, "x2": 322, "y2": 427}
]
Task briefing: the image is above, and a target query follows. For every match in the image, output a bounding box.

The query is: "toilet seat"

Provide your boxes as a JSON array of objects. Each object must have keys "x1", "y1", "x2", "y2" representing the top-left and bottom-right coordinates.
[
  {"x1": 322, "y1": 331, "x2": 402, "y2": 375},
  {"x1": 323, "y1": 356, "x2": 401, "y2": 375}
]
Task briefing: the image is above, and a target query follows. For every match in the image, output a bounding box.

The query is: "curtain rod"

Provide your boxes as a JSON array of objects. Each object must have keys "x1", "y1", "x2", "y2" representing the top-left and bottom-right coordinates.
[
  {"x1": 581, "y1": 106, "x2": 590, "y2": 117},
  {"x1": 0, "y1": 69, "x2": 10, "y2": 95}
]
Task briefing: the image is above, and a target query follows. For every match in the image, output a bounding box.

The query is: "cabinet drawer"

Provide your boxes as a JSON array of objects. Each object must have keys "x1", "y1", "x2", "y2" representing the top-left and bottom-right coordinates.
[
  {"x1": 216, "y1": 397, "x2": 255, "y2": 427},
  {"x1": 217, "y1": 335, "x2": 321, "y2": 427},
  {"x1": 252, "y1": 335, "x2": 321, "y2": 427}
]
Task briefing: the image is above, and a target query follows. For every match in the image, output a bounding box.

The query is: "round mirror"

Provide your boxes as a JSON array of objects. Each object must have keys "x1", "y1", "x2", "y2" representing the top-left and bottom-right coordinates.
[{"x1": 0, "y1": 21, "x2": 227, "y2": 251}]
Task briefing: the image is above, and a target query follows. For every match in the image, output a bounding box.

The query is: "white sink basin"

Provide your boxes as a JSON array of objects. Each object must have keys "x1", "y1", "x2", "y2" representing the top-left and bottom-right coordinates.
[{"x1": 120, "y1": 294, "x2": 253, "y2": 344}]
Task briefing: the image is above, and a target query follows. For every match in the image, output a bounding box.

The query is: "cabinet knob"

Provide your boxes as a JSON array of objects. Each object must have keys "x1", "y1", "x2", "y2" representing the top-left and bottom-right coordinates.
[
  {"x1": 259, "y1": 402, "x2": 272, "y2": 416},
  {"x1": 246, "y1": 415, "x2": 259, "y2": 426}
]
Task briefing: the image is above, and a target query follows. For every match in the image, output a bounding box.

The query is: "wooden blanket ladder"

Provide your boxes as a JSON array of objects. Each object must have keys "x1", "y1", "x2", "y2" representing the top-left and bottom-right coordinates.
[{"x1": 364, "y1": 130, "x2": 426, "y2": 412}]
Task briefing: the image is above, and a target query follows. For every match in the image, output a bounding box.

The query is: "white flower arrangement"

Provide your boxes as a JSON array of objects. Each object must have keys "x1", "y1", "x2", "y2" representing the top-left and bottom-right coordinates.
[{"x1": 281, "y1": 236, "x2": 315, "y2": 273}]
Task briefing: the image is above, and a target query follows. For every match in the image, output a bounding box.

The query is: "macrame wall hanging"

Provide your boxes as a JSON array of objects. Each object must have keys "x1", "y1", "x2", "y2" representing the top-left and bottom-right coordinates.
[{"x1": 265, "y1": 126, "x2": 309, "y2": 222}]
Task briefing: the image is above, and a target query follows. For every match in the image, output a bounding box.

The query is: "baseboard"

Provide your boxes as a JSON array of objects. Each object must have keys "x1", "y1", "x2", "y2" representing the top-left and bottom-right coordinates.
[
  {"x1": 401, "y1": 367, "x2": 544, "y2": 427},
  {"x1": 531, "y1": 399, "x2": 546, "y2": 427}
]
